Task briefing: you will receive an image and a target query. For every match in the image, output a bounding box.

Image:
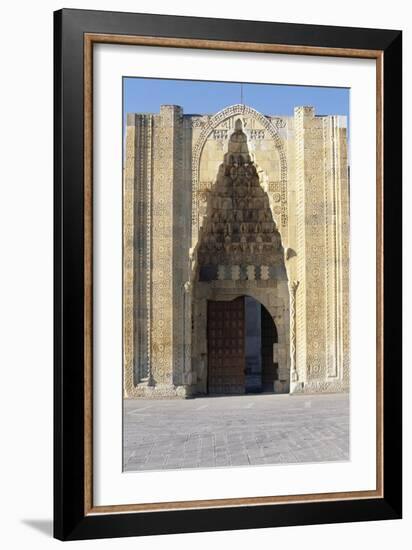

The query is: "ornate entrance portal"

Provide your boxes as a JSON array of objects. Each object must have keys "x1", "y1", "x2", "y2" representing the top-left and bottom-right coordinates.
[
  {"x1": 123, "y1": 102, "x2": 349, "y2": 399},
  {"x1": 195, "y1": 118, "x2": 290, "y2": 396},
  {"x1": 197, "y1": 118, "x2": 290, "y2": 395}
]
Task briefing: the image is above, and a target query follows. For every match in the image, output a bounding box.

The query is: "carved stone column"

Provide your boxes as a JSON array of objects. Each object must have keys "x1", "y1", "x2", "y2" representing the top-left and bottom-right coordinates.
[
  {"x1": 289, "y1": 280, "x2": 300, "y2": 382},
  {"x1": 183, "y1": 281, "x2": 192, "y2": 387}
]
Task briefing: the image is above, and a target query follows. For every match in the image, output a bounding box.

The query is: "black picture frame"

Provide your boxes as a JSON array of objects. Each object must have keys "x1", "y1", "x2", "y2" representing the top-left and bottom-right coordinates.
[{"x1": 54, "y1": 8, "x2": 402, "y2": 541}]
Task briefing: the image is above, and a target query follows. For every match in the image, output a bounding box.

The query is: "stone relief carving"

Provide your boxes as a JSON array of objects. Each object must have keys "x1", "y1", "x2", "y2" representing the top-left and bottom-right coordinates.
[{"x1": 272, "y1": 117, "x2": 287, "y2": 129}]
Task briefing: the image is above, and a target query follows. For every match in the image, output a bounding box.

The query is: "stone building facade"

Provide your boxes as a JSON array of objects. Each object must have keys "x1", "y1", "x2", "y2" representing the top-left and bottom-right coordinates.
[{"x1": 123, "y1": 103, "x2": 349, "y2": 398}]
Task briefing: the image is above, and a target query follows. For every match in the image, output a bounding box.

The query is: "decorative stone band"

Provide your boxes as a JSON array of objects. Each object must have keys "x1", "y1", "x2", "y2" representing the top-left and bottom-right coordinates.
[
  {"x1": 291, "y1": 380, "x2": 349, "y2": 394},
  {"x1": 199, "y1": 264, "x2": 287, "y2": 282}
]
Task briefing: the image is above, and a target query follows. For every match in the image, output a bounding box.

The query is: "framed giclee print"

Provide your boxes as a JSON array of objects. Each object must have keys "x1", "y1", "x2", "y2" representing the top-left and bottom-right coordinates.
[{"x1": 54, "y1": 8, "x2": 402, "y2": 541}]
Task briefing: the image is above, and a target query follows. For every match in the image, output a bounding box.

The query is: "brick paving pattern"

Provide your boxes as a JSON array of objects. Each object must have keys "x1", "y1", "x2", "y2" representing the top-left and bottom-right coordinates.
[{"x1": 123, "y1": 393, "x2": 349, "y2": 471}]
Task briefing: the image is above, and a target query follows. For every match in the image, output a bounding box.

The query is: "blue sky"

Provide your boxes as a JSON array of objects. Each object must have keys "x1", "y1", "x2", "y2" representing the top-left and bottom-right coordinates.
[{"x1": 123, "y1": 77, "x2": 349, "y2": 124}]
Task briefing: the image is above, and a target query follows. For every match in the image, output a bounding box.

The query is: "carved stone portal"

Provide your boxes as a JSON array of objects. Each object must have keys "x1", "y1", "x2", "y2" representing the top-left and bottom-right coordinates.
[
  {"x1": 192, "y1": 120, "x2": 290, "y2": 394},
  {"x1": 123, "y1": 104, "x2": 350, "y2": 398}
]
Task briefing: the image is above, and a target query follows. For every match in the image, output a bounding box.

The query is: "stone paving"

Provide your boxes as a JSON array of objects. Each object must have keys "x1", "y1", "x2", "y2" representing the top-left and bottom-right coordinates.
[{"x1": 123, "y1": 393, "x2": 349, "y2": 472}]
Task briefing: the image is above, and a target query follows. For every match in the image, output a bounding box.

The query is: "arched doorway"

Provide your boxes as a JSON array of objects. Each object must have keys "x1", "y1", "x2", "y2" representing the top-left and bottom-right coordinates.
[{"x1": 207, "y1": 296, "x2": 279, "y2": 395}]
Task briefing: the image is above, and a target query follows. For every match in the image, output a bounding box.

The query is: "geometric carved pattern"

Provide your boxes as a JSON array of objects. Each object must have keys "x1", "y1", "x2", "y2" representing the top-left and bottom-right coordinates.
[
  {"x1": 123, "y1": 121, "x2": 137, "y2": 397},
  {"x1": 134, "y1": 114, "x2": 152, "y2": 384},
  {"x1": 150, "y1": 108, "x2": 176, "y2": 385},
  {"x1": 306, "y1": 205, "x2": 326, "y2": 381}
]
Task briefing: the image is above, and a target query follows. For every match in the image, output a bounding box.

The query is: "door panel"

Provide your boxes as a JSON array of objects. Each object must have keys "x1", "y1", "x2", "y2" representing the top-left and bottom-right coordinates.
[{"x1": 207, "y1": 297, "x2": 245, "y2": 394}]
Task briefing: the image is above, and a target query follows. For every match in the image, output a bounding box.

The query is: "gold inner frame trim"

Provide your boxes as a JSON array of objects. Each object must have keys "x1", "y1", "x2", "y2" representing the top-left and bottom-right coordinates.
[{"x1": 83, "y1": 32, "x2": 384, "y2": 515}]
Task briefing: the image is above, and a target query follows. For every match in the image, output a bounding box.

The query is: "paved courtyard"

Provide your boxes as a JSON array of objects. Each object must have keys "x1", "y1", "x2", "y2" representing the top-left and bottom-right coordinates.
[{"x1": 123, "y1": 393, "x2": 349, "y2": 472}]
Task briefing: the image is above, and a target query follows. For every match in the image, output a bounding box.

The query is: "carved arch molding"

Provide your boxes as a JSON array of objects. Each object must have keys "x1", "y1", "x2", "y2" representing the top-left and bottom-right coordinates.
[{"x1": 191, "y1": 103, "x2": 288, "y2": 249}]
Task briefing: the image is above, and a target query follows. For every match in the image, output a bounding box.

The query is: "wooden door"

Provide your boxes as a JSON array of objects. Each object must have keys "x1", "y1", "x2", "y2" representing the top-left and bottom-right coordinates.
[{"x1": 207, "y1": 297, "x2": 245, "y2": 394}]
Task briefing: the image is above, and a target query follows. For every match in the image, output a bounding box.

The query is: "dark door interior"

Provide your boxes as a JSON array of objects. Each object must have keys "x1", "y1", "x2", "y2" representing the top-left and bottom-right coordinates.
[{"x1": 261, "y1": 305, "x2": 278, "y2": 392}]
